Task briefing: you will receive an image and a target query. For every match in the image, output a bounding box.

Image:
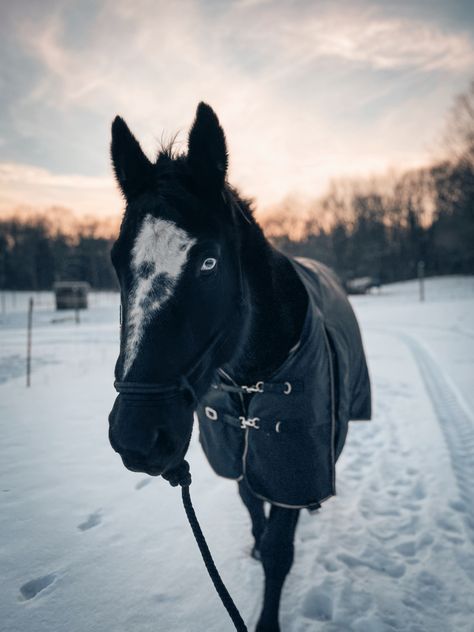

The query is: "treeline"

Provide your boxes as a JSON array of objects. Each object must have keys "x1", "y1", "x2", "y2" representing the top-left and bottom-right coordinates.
[
  {"x1": 266, "y1": 157, "x2": 473, "y2": 283},
  {"x1": 265, "y1": 81, "x2": 474, "y2": 283},
  {"x1": 0, "y1": 210, "x2": 118, "y2": 290},
  {"x1": 0, "y1": 160, "x2": 471, "y2": 290}
]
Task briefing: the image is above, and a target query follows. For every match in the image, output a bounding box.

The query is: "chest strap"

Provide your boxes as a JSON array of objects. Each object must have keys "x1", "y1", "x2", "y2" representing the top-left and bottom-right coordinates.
[
  {"x1": 211, "y1": 379, "x2": 303, "y2": 396},
  {"x1": 203, "y1": 406, "x2": 300, "y2": 434}
]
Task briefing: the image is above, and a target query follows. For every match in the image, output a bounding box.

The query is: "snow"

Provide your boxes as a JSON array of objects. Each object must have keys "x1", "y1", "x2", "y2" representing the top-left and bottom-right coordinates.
[{"x1": 1, "y1": 277, "x2": 474, "y2": 632}]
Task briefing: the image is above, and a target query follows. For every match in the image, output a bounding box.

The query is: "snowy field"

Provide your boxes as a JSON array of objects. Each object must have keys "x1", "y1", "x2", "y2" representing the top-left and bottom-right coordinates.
[{"x1": 1, "y1": 277, "x2": 474, "y2": 632}]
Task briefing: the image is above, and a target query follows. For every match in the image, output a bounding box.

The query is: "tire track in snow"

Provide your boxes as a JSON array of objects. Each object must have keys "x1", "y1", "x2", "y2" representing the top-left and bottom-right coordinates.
[{"x1": 398, "y1": 332, "x2": 474, "y2": 544}]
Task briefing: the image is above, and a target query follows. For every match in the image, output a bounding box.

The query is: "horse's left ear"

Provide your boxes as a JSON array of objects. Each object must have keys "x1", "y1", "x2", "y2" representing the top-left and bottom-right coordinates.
[{"x1": 187, "y1": 102, "x2": 228, "y2": 192}]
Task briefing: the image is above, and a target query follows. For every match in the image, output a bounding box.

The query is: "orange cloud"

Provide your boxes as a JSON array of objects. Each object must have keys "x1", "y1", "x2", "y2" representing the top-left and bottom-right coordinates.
[
  {"x1": 0, "y1": 163, "x2": 122, "y2": 218},
  {"x1": 3, "y1": 1, "x2": 473, "y2": 220}
]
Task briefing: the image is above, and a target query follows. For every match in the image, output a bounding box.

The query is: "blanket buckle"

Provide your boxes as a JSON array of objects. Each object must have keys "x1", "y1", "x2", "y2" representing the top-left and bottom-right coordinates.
[
  {"x1": 242, "y1": 381, "x2": 264, "y2": 394},
  {"x1": 239, "y1": 416, "x2": 260, "y2": 430}
]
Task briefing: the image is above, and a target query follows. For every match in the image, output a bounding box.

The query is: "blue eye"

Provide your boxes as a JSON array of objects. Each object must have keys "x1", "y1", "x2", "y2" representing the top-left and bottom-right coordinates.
[{"x1": 201, "y1": 257, "x2": 217, "y2": 272}]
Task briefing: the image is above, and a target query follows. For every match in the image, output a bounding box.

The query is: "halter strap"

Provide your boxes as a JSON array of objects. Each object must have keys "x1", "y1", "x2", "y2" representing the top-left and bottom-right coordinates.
[
  {"x1": 113, "y1": 326, "x2": 227, "y2": 404},
  {"x1": 114, "y1": 193, "x2": 249, "y2": 404}
]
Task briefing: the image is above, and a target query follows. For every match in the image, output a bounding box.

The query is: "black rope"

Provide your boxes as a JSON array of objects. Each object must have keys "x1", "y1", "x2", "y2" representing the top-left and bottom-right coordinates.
[
  {"x1": 162, "y1": 461, "x2": 246, "y2": 630},
  {"x1": 176, "y1": 474, "x2": 247, "y2": 632}
]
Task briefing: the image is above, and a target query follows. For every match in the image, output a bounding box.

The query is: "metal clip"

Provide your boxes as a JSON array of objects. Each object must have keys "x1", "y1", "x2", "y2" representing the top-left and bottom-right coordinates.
[
  {"x1": 239, "y1": 416, "x2": 260, "y2": 430},
  {"x1": 205, "y1": 406, "x2": 218, "y2": 421},
  {"x1": 242, "y1": 381, "x2": 264, "y2": 394}
]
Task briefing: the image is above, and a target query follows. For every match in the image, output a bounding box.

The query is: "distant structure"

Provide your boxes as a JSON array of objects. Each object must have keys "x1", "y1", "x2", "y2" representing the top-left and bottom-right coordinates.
[
  {"x1": 345, "y1": 277, "x2": 381, "y2": 295},
  {"x1": 53, "y1": 281, "x2": 90, "y2": 310}
]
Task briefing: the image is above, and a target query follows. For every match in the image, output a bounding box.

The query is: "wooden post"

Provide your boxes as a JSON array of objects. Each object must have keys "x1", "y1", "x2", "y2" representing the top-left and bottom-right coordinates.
[
  {"x1": 417, "y1": 260, "x2": 425, "y2": 302},
  {"x1": 26, "y1": 297, "x2": 34, "y2": 387},
  {"x1": 74, "y1": 286, "x2": 80, "y2": 324}
]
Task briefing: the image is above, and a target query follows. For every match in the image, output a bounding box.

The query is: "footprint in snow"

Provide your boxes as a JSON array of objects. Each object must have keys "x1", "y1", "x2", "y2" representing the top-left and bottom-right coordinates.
[
  {"x1": 135, "y1": 477, "x2": 152, "y2": 490},
  {"x1": 412, "y1": 480, "x2": 426, "y2": 500},
  {"x1": 77, "y1": 510, "x2": 102, "y2": 531},
  {"x1": 151, "y1": 591, "x2": 179, "y2": 604},
  {"x1": 402, "y1": 501, "x2": 422, "y2": 512},
  {"x1": 322, "y1": 558, "x2": 339, "y2": 572},
  {"x1": 449, "y1": 499, "x2": 466, "y2": 513},
  {"x1": 394, "y1": 540, "x2": 417, "y2": 557},
  {"x1": 418, "y1": 532, "x2": 434, "y2": 549},
  {"x1": 435, "y1": 514, "x2": 462, "y2": 534},
  {"x1": 352, "y1": 614, "x2": 390, "y2": 632},
  {"x1": 302, "y1": 586, "x2": 333, "y2": 621},
  {"x1": 394, "y1": 477, "x2": 410, "y2": 488},
  {"x1": 339, "y1": 582, "x2": 374, "y2": 612},
  {"x1": 338, "y1": 549, "x2": 406, "y2": 578},
  {"x1": 416, "y1": 570, "x2": 444, "y2": 596},
  {"x1": 19, "y1": 574, "x2": 57, "y2": 601}
]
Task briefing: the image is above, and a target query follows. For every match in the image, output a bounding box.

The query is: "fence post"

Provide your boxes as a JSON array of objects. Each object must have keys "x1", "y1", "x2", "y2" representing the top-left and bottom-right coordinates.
[
  {"x1": 26, "y1": 297, "x2": 34, "y2": 387},
  {"x1": 74, "y1": 286, "x2": 80, "y2": 324},
  {"x1": 417, "y1": 260, "x2": 425, "y2": 302}
]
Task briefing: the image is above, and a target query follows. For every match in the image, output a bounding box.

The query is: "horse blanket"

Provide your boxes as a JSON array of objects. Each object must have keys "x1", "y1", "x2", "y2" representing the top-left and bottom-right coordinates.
[{"x1": 197, "y1": 257, "x2": 371, "y2": 509}]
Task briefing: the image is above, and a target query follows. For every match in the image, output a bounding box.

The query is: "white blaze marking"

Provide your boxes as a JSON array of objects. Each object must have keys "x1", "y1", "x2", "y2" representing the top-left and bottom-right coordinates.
[{"x1": 122, "y1": 215, "x2": 195, "y2": 377}]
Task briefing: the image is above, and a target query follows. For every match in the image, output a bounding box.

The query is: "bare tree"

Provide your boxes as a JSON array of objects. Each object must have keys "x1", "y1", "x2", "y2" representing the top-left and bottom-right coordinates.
[{"x1": 442, "y1": 79, "x2": 474, "y2": 167}]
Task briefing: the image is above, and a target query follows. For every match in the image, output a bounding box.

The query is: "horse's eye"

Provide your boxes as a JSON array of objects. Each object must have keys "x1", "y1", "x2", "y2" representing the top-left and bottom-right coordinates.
[{"x1": 201, "y1": 257, "x2": 217, "y2": 272}]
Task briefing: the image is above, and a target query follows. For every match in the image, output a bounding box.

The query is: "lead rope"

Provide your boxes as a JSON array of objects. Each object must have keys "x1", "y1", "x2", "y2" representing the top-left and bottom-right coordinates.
[{"x1": 165, "y1": 461, "x2": 247, "y2": 632}]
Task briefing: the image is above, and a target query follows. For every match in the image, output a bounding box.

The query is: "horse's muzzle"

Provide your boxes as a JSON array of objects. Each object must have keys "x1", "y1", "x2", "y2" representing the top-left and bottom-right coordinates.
[{"x1": 107, "y1": 393, "x2": 193, "y2": 477}]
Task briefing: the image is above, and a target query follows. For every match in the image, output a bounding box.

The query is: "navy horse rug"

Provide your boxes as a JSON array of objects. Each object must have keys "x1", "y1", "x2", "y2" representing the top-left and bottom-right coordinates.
[{"x1": 197, "y1": 257, "x2": 371, "y2": 509}]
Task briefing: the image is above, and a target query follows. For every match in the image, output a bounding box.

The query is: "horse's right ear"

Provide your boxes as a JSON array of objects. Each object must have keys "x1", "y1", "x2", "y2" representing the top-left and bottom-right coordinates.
[{"x1": 110, "y1": 116, "x2": 154, "y2": 200}]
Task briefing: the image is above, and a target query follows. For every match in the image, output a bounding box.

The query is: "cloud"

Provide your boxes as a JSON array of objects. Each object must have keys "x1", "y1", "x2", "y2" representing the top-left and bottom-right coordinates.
[
  {"x1": 274, "y1": 10, "x2": 474, "y2": 73},
  {"x1": 0, "y1": 162, "x2": 121, "y2": 217},
  {"x1": 20, "y1": 2, "x2": 474, "y2": 110},
  {"x1": 1, "y1": 0, "x2": 473, "y2": 216}
]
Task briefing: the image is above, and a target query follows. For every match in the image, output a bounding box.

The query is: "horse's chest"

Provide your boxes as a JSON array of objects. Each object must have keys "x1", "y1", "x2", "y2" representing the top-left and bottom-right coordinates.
[{"x1": 197, "y1": 321, "x2": 336, "y2": 509}]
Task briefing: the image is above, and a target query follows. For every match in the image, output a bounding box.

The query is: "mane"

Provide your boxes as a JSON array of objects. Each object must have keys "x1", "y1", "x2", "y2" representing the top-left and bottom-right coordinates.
[
  {"x1": 227, "y1": 186, "x2": 256, "y2": 222},
  {"x1": 155, "y1": 144, "x2": 259, "y2": 233},
  {"x1": 157, "y1": 132, "x2": 182, "y2": 160}
]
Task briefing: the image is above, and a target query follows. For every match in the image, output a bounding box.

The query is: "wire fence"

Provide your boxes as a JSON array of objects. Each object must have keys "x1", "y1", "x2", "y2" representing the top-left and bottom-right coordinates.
[{"x1": 0, "y1": 290, "x2": 119, "y2": 316}]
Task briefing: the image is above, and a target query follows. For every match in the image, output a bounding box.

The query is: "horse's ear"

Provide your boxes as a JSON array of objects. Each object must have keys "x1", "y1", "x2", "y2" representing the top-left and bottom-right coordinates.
[
  {"x1": 110, "y1": 116, "x2": 154, "y2": 200},
  {"x1": 187, "y1": 102, "x2": 228, "y2": 192}
]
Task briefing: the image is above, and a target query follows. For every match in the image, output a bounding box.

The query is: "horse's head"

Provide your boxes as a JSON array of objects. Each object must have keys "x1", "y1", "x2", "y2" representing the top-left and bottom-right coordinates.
[{"x1": 108, "y1": 103, "x2": 246, "y2": 478}]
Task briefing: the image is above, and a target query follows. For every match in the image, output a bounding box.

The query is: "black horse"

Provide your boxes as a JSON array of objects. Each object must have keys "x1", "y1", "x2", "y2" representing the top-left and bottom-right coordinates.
[{"x1": 108, "y1": 103, "x2": 371, "y2": 632}]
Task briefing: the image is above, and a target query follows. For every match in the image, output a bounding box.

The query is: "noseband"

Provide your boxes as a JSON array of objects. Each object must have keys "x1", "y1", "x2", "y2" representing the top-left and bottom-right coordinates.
[{"x1": 113, "y1": 324, "x2": 237, "y2": 405}]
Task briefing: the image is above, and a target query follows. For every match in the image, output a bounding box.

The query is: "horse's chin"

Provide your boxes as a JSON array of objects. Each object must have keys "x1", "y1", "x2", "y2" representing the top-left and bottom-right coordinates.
[
  {"x1": 120, "y1": 454, "x2": 164, "y2": 476},
  {"x1": 120, "y1": 440, "x2": 190, "y2": 478}
]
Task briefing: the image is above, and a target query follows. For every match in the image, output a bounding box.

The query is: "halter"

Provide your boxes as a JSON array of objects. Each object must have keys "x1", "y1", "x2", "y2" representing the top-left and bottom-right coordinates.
[
  {"x1": 113, "y1": 325, "x2": 233, "y2": 403},
  {"x1": 114, "y1": 194, "x2": 248, "y2": 403}
]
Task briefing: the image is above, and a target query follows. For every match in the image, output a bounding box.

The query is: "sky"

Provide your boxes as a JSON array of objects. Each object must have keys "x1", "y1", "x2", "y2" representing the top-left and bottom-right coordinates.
[{"x1": 0, "y1": 0, "x2": 473, "y2": 222}]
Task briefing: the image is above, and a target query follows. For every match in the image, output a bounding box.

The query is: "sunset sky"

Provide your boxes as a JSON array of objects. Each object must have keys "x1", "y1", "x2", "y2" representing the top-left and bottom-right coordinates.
[{"x1": 0, "y1": 0, "x2": 473, "y2": 221}]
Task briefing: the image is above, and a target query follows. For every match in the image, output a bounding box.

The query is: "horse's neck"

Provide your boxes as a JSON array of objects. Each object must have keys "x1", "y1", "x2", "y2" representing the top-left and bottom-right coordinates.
[{"x1": 227, "y1": 224, "x2": 308, "y2": 384}]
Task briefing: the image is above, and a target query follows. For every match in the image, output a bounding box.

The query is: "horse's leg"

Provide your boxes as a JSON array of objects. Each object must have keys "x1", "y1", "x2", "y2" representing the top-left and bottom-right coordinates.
[
  {"x1": 238, "y1": 479, "x2": 267, "y2": 560},
  {"x1": 256, "y1": 506, "x2": 300, "y2": 632}
]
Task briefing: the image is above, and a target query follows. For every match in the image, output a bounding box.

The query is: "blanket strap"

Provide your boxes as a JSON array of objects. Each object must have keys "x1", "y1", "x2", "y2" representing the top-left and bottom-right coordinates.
[{"x1": 212, "y1": 379, "x2": 303, "y2": 395}]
